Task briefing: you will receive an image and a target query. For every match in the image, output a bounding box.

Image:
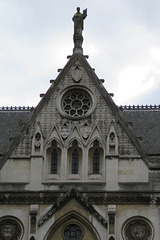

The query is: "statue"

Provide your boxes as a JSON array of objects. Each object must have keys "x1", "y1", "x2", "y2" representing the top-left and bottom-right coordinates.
[
  {"x1": 72, "y1": 7, "x2": 87, "y2": 37},
  {"x1": 72, "y1": 7, "x2": 87, "y2": 54}
]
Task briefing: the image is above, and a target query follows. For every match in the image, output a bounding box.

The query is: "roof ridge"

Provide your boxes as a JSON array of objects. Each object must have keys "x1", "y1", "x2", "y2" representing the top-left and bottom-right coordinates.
[
  {"x1": 120, "y1": 105, "x2": 160, "y2": 110},
  {"x1": 0, "y1": 106, "x2": 34, "y2": 111}
]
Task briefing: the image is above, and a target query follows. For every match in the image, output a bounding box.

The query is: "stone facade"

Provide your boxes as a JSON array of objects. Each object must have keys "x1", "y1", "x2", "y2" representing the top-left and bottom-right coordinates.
[{"x1": 0, "y1": 9, "x2": 160, "y2": 240}]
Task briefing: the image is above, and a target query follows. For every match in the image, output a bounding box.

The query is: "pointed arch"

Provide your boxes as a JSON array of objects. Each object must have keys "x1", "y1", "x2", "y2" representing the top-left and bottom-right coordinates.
[
  {"x1": 109, "y1": 237, "x2": 115, "y2": 240},
  {"x1": 44, "y1": 211, "x2": 101, "y2": 240},
  {"x1": 46, "y1": 139, "x2": 62, "y2": 178},
  {"x1": 88, "y1": 139, "x2": 104, "y2": 179},
  {"x1": 30, "y1": 236, "x2": 35, "y2": 240}
]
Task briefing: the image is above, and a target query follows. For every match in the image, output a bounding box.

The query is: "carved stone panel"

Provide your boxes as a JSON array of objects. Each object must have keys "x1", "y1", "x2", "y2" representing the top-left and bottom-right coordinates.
[
  {"x1": 0, "y1": 216, "x2": 24, "y2": 240},
  {"x1": 71, "y1": 62, "x2": 83, "y2": 82},
  {"x1": 122, "y1": 217, "x2": 154, "y2": 240}
]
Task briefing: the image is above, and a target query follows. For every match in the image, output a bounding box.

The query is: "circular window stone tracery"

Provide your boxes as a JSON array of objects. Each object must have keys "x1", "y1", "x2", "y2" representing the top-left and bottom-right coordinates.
[
  {"x1": 64, "y1": 224, "x2": 82, "y2": 240},
  {"x1": 57, "y1": 86, "x2": 96, "y2": 120},
  {"x1": 63, "y1": 90, "x2": 91, "y2": 117}
]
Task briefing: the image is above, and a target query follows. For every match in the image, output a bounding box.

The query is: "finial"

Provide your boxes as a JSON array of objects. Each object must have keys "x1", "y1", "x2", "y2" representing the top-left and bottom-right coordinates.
[{"x1": 72, "y1": 7, "x2": 87, "y2": 54}]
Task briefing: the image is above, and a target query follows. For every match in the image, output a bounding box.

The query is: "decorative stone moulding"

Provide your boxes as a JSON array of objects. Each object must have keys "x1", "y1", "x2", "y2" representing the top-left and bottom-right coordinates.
[
  {"x1": 57, "y1": 86, "x2": 96, "y2": 120},
  {"x1": 122, "y1": 216, "x2": 154, "y2": 240},
  {"x1": 0, "y1": 216, "x2": 24, "y2": 240}
]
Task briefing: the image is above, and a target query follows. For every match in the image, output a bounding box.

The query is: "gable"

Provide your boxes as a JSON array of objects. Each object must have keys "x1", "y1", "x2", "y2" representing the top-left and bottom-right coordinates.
[
  {"x1": 38, "y1": 189, "x2": 107, "y2": 229},
  {"x1": 1, "y1": 54, "x2": 146, "y2": 165}
]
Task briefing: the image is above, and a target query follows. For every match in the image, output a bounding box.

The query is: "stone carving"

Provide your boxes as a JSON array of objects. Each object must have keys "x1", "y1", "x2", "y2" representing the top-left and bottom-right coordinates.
[
  {"x1": 0, "y1": 194, "x2": 57, "y2": 204},
  {"x1": 130, "y1": 224, "x2": 146, "y2": 240},
  {"x1": 0, "y1": 193, "x2": 155, "y2": 204},
  {"x1": 109, "y1": 214, "x2": 115, "y2": 225},
  {"x1": 109, "y1": 132, "x2": 116, "y2": 153},
  {"x1": 89, "y1": 195, "x2": 151, "y2": 204},
  {"x1": 71, "y1": 62, "x2": 83, "y2": 82},
  {"x1": 59, "y1": 122, "x2": 71, "y2": 139},
  {"x1": 34, "y1": 132, "x2": 41, "y2": 149},
  {"x1": 80, "y1": 122, "x2": 91, "y2": 139},
  {"x1": 123, "y1": 218, "x2": 153, "y2": 240},
  {"x1": 0, "y1": 218, "x2": 23, "y2": 240},
  {"x1": 72, "y1": 7, "x2": 87, "y2": 53},
  {"x1": 38, "y1": 189, "x2": 107, "y2": 229},
  {"x1": 72, "y1": 7, "x2": 87, "y2": 37}
]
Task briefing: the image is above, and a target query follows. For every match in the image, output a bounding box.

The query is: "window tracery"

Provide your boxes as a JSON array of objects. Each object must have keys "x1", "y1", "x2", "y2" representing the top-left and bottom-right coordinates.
[
  {"x1": 64, "y1": 224, "x2": 82, "y2": 240},
  {"x1": 57, "y1": 86, "x2": 96, "y2": 120},
  {"x1": 63, "y1": 90, "x2": 91, "y2": 117}
]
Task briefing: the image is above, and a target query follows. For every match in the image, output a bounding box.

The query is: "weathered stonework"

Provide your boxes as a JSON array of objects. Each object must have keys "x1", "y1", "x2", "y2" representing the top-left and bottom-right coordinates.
[{"x1": 0, "y1": 9, "x2": 160, "y2": 240}]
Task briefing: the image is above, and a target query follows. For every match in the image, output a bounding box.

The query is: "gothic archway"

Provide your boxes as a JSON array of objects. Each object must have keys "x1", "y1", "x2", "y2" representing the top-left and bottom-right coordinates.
[{"x1": 44, "y1": 211, "x2": 100, "y2": 240}]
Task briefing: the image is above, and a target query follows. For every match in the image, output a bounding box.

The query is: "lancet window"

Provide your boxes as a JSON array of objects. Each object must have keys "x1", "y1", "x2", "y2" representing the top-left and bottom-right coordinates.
[
  {"x1": 46, "y1": 140, "x2": 61, "y2": 176},
  {"x1": 67, "y1": 140, "x2": 82, "y2": 178},
  {"x1": 72, "y1": 148, "x2": 79, "y2": 174},
  {"x1": 93, "y1": 148, "x2": 100, "y2": 174},
  {"x1": 51, "y1": 149, "x2": 58, "y2": 174},
  {"x1": 88, "y1": 139, "x2": 104, "y2": 176}
]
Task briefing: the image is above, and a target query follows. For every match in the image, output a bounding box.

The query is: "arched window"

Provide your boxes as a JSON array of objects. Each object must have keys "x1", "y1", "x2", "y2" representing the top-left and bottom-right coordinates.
[
  {"x1": 51, "y1": 149, "x2": 58, "y2": 174},
  {"x1": 64, "y1": 224, "x2": 82, "y2": 240},
  {"x1": 67, "y1": 140, "x2": 82, "y2": 178},
  {"x1": 93, "y1": 148, "x2": 100, "y2": 174},
  {"x1": 88, "y1": 140, "x2": 104, "y2": 178},
  {"x1": 46, "y1": 139, "x2": 61, "y2": 177},
  {"x1": 72, "y1": 148, "x2": 79, "y2": 174}
]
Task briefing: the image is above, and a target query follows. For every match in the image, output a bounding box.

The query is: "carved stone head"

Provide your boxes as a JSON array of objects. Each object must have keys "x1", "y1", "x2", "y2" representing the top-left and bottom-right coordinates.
[
  {"x1": 0, "y1": 218, "x2": 23, "y2": 240},
  {"x1": 122, "y1": 217, "x2": 154, "y2": 240},
  {"x1": 1, "y1": 223, "x2": 17, "y2": 240},
  {"x1": 130, "y1": 223, "x2": 146, "y2": 240}
]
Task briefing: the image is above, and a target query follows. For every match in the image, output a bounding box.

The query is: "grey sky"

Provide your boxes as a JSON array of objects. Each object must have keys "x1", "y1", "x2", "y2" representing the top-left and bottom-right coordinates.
[{"x1": 0, "y1": 0, "x2": 160, "y2": 106}]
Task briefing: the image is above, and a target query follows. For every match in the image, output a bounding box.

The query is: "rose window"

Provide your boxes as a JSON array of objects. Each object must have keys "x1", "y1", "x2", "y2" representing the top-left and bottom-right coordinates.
[
  {"x1": 63, "y1": 90, "x2": 91, "y2": 117},
  {"x1": 64, "y1": 224, "x2": 82, "y2": 240}
]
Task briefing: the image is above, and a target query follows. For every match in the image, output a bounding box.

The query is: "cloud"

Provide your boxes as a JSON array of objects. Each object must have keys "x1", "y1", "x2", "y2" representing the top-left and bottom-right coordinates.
[{"x1": 1, "y1": 0, "x2": 160, "y2": 106}]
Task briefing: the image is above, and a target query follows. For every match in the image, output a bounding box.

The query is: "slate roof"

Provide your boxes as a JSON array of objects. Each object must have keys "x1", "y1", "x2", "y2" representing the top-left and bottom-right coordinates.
[
  {"x1": 0, "y1": 109, "x2": 31, "y2": 156},
  {"x1": 0, "y1": 105, "x2": 160, "y2": 158},
  {"x1": 122, "y1": 107, "x2": 160, "y2": 155}
]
